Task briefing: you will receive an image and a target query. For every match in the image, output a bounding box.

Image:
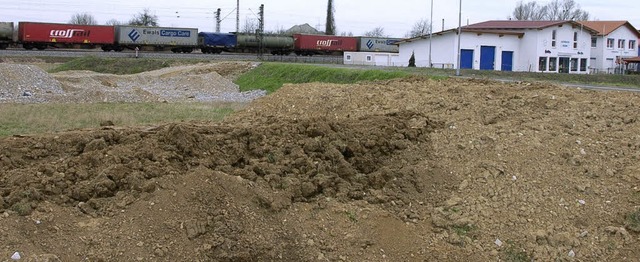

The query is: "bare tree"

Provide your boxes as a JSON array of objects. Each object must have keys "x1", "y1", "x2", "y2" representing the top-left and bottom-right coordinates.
[
  {"x1": 339, "y1": 31, "x2": 354, "y2": 37},
  {"x1": 242, "y1": 17, "x2": 259, "y2": 34},
  {"x1": 511, "y1": 1, "x2": 547, "y2": 20},
  {"x1": 405, "y1": 19, "x2": 431, "y2": 38},
  {"x1": 325, "y1": 0, "x2": 336, "y2": 35},
  {"x1": 69, "y1": 12, "x2": 98, "y2": 25},
  {"x1": 128, "y1": 9, "x2": 159, "y2": 26},
  {"x1": 105, "y1": 19, "x2": 122, "y2": 26},
  {"x1": 363, "y1": 27, "x2": 388, "y2": 37},
  {"x1": 510, "y1": 0, "x2": 590, "y2": 21}
]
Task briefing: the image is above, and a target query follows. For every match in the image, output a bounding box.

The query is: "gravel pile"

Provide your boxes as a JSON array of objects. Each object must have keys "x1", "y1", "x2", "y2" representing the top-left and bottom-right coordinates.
[
  {"x1": 0, "y1": 64, "x2": 65, "y2": 103},
  {"x1": 0, "y1": 62, "x2": 265, "y2": 103}
]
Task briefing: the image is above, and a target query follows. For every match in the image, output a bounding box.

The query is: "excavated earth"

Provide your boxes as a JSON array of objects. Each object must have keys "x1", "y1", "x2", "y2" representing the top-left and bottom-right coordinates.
[{"x1": 1, "y1": 62, "x2": 640, "y2": 261}]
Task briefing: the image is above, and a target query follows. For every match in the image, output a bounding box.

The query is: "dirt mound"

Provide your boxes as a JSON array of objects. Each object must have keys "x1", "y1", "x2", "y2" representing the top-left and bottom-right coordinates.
[{"x1": 1, "y1": 76, "x2": 640, "y2": 261}]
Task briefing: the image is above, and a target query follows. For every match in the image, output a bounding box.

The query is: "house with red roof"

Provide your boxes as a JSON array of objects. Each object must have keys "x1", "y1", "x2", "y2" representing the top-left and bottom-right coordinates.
[
  {"x1": 397, "y1": 20, "x2": 599, "y2": 74},
  {"x1": 577, "y1": 21, "x2": 640, "y2": 74}
]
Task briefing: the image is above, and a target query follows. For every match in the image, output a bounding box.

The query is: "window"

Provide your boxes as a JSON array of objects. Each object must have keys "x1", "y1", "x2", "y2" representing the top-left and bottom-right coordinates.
[
  {"x1": 366, "y1": 55, "x2": 372, "y2": 62},
  {"x1": 607, "y1": 38, "x2": 614, "y2": 49},
  {"x1": 573, "y1": 32, "x2": 578, "y2": 49},
  {"x1": 346, "y1": 54, "x2": 352, "y2": 61},
  {"x1": 580, "y1": 58, "x2": 587, "y2": 72},
  {"x1": 570, "y1": 58, "x2": 578, "y2": 72},
  {"x1": 591, "y1": 37, "x2": 597, "y2": 48},
  {"x1": 551, "y1": 30, "x2": 557, "y2": 47},
  {"x1": 539, "y1": 57, "x2": 548, "y2": 71},
  {"x1": 630, "y1": 40, "x2": 637, "y2": 50},
  {"x1": 549, "y1": 57, "x2": 557, "y2": 72},
  {"x1": 618, "y1": 39, "x2": 626, "y2": 49}
]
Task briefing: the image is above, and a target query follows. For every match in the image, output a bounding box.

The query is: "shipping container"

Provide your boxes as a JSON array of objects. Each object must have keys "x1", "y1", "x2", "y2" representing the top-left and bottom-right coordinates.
[
  {"x1": 293, "y1": 34, "x2": 358, "y2": 56},
  {"x1": 198, "y1": 32, "x2": 236, "y2": 54},
  {"x1": 18, "y1": 22, "x2": 114, "y2": 50},
  {"x1": 114, "y1": 26, "x2": 198, "y2": 53},
  {"x1": 357, "y1": 37, "x2": 400, "y2": 53},
  {"x1": 0, "y1": 22, "x2": 13, "y2": 49}
]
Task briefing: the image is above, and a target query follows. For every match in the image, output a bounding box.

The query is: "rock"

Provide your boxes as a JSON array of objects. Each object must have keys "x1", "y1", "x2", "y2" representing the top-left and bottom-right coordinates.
[
  {"x1": 494, "y1": 238, "x2": 503, "y2": 247},
  {"x1": 568, "y1": 250, "x2": 575, "y2": 257},
  {"x1": 11, "y1": 252, "x2": 20, "y2": 260},
  {"x1": 458, "y1": 180, "x2": 469, "y2": 190}
]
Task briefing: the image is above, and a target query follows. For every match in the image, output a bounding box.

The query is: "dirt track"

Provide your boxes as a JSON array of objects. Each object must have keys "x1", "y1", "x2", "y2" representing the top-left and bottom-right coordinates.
[{"x1": 1, "y1": 64, "x2": 640, "y2": 261}]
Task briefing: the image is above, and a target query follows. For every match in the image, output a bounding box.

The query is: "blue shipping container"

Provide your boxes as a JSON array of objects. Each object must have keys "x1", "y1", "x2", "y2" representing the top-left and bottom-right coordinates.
[{"x1": 199, "y1": 32, "x2": 237, "y2": 48}]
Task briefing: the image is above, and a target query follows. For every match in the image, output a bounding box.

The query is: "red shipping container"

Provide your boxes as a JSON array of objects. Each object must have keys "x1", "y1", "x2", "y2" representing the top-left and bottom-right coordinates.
[
  {"x1": 293, "y1": 34, "x2": 358, "y2": 52},
  {"x1": 18, "y1": 22, "x2": 114, "y2": 44}
]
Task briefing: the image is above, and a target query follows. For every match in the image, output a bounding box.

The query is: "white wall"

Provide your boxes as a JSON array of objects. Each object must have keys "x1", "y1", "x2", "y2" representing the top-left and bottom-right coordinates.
[
  {"x1": 344, "y1": 52, "x2": 400, "y2": 66},
  {"x1": 591, "y1": 26, "x2": 639, "y2": 73}
]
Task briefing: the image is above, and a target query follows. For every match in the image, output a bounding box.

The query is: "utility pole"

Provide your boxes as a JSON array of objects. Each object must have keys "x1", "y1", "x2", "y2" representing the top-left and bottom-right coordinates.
[
  {"x1": 216, "y1": 8, "x2": 221, "y2": 33},
  {"x1": 456, "y1": 0, "x2": 462, "y2": 76},
  {"x1": 236, "y1": 0, "x2": 240, "y2": 33},
  {"x1": 257, "y1": 4, "x2": 265, "y2": 59},
  {"x1": 429, "y1": 0, "x2": 433, "y2": 68}
]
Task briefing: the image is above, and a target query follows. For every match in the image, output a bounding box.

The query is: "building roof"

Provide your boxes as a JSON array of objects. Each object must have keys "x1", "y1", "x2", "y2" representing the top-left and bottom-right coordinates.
[
  {"x1": 286, "y1": 23, "x2": 321, "y2": 35},
  {"x1": 464, "y1": 20, "x2": 600, "y2": 34},
  {"x1": 396, "y1": 28, "x2": 525, "y2": 44},
  {"x1": 577, "y1": 21, "x2": 640, "y2": 38}
]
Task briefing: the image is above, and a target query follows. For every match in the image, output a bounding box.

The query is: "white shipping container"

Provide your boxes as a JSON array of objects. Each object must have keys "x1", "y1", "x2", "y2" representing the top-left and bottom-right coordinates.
[
  {"x1": 115, "y1": 26, "x2": 198, "y2": 46},
  {"x1": 358, "y1": 37, "x2": 400, "y2": 53}
]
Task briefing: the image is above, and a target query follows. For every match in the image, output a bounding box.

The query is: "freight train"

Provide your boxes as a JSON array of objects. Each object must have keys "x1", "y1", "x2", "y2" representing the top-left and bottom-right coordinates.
[{"x1": 0, "y1": 21, "x2": 400, "y2": 56}]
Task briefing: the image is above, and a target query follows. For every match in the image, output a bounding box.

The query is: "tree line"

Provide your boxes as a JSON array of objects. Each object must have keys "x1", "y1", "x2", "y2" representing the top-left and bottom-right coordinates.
[{"x1": 69, "y1": 9, "x2": 158, "y2": 27}]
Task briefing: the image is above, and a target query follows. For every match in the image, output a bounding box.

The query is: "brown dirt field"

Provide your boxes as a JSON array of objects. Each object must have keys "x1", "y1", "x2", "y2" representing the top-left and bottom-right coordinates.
[{"x1": 1, "y1": 70, "x2": 640, "y2": 261}]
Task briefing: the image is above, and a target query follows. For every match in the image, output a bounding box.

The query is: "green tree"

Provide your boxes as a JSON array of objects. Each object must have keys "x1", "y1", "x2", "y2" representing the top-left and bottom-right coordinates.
[
  {"x1": 409, "y1": 52, "x2": 416, "y2": 67},
  {"x1": 325, "y1": 0, "x2": 336, "y2": 35}
]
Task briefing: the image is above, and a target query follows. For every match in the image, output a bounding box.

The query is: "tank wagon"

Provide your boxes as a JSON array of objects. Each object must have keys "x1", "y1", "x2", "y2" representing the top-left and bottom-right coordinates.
[
  {"x1": 0, "y1": 22, "x2": 13, "y2": 49},
  {"x1": 18, "y1": 22, "x2": 114, "y2": 50},
  {"x1": 199, "y1": 32, "x2": 294, "y2": 55}
]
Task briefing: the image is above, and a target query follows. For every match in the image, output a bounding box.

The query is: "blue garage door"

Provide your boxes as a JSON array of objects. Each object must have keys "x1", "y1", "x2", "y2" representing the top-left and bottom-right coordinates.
[
  {"x1": 480, "y1": 46, "x2": 496, "y2": 70},
  {"x1": 460, "y1": 49, "x2": 473, "y2": 69},
  {"x1": 501, "y1": 51, "x2": 513, "y2": 71}
]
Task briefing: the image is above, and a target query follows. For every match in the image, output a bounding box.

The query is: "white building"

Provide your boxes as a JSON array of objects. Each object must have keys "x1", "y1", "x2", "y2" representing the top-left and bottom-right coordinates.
[
  {"x1": 577, "y1": 21, "x2": 640, "y2": 74},
  {"x1": 343, "y1": 52, "x2": 400, "y2": 66},
  {"x1": 397, "y1": 20, "x2": 598, "y2": 74}
]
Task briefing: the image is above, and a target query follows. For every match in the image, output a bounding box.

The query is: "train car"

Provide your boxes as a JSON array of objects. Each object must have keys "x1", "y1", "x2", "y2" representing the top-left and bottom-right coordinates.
[
  {"x1": 0, "y1": 22, "x2": 13, "y2": 49},
  {"x1": 236, "y1": 34, "x2": 294, "y2": 55},
  {"x1": 18, "y1": 22, "x2": 114, "y2": 50},
  {"x1": 357, "y1": 37, "x2": 400, "y2": 53},
  {"x1": 293, "y1": 34, "x2": 358, "y2": 56},
  {"x1": 199, "y1": 32, "x2": 236, "y2": 54},
  {"x1": 108, "y1": 25, "x2": 198, "y2": 53}
]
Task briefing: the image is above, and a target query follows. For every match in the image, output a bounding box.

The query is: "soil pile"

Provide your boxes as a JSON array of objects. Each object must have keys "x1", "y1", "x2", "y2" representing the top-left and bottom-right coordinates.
[{"x1": 1, "y1": 74, "x2": 640, "y2": 261}]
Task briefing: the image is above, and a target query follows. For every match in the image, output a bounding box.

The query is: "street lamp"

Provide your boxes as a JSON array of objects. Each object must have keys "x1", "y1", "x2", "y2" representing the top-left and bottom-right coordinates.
[{"x1": 455, "y1": 0, "x2": 462, "y2": 76}]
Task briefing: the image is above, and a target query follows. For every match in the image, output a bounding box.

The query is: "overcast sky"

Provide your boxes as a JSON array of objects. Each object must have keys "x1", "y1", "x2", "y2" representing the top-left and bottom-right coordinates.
[{"x1": 3, "y1": 0, "x2": 639, "y2": 38}]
